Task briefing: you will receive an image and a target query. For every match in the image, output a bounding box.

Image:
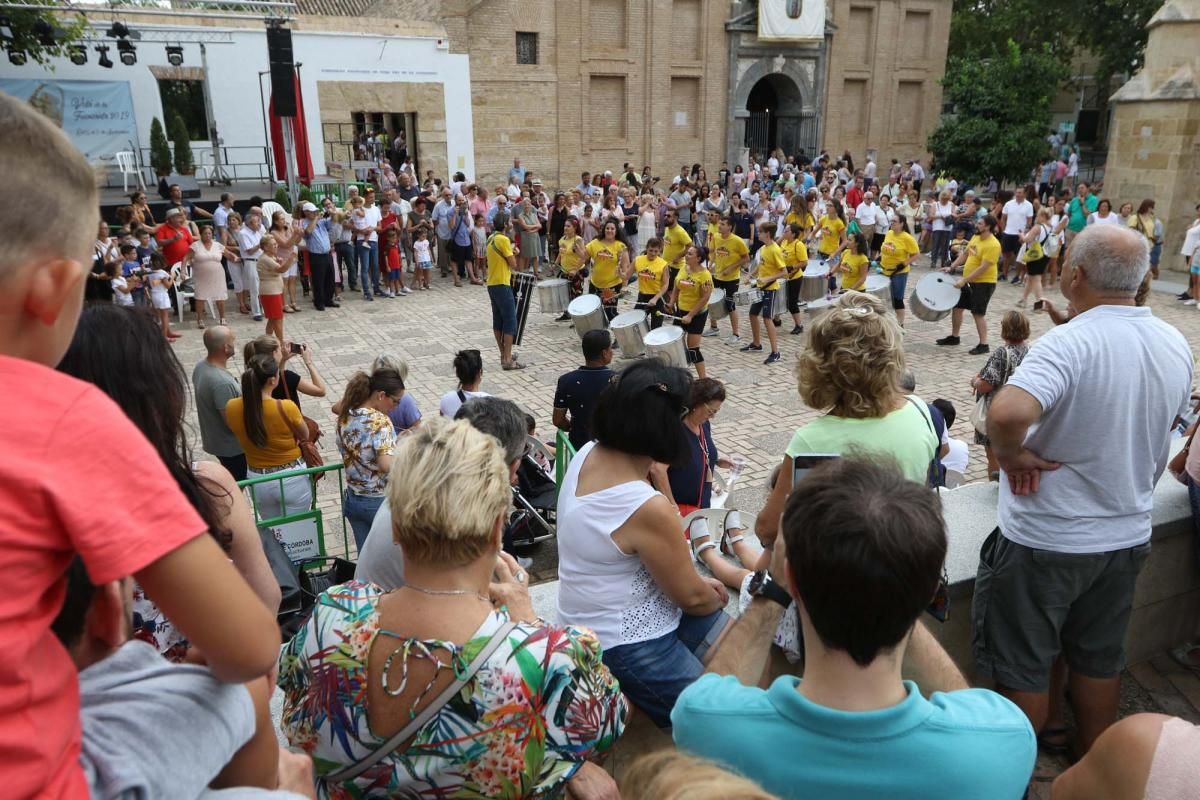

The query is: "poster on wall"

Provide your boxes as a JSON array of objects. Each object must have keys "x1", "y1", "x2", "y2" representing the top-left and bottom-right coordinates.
[
  {"x1": 758, "y1": 0, "x2": 825, "y2": 42},
  {"x1": 0, "y1": 79, "x2": 138, "y2": 164}
]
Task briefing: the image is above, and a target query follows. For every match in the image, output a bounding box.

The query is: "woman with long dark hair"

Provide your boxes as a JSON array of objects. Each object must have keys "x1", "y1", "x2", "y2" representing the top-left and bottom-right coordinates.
[
  {"x1": 335, "y1": 368, "x2": 405, "y2": 548},
  {"x1": 225, "y1": 353, "x2": 313, "y2": 522},
  {"x1": 57, "y1": 304, "x2": 280, "y2": 656},
  {"x1": 439, "y1": 348, "x2": 490, "y2": 418},
  {"x1": 585, "y1": 219, "x2": 630, "y2": 321}
]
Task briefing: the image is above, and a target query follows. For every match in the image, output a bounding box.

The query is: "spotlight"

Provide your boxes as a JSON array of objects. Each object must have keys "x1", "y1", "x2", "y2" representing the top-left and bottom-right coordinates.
[
  {"x1": 32, "y1": 18, "x2": 55, "y2": 47},
  {"x1": 117, "y1": 39, "x2": 136, "y2": 65},
  {"x1": 165, "y1": 44, "x2": 183, "y2": 66},
  {"x1": 8, "y1": 48, "x2": 27, "y2": 66},
  {"x1": 96, "y1": 44, "x2": 113, "y2": 69},
  {"x1": 107, "y1": 21, "x2": 130, "y2": 39},
  {"x1": 68, "y1": 44, "x2": 87, "y2": 65}
]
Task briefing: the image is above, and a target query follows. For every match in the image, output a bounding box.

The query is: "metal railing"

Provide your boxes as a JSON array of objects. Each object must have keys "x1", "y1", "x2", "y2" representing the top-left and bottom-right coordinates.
[
  {"x1": 555, "y1": 430, "x2": 576, "y2": 489},
  {"x1": 109, "y1": 145, "x2": 275, "y2": 189},
  {"x1": 239, "y1": 463, "x2": 351, "y2": 563}
]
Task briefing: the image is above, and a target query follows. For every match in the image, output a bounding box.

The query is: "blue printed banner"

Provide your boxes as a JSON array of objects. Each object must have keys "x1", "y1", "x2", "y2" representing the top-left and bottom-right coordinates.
[{"x1": 0, "y1": 79, "x2": 138, "y2": 163}]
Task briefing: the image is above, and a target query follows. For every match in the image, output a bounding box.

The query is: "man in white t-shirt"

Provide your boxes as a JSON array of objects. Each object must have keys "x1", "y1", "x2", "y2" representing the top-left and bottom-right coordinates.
[
  {"x1": 854, "y1": 192, "x2": 880, "y2": 253},
  {"x1": 999, "y1": 187, "x2": 1034, "y2": 282},
  {"x1": 235, "y1": 210, "x2": 265, "y2": 320},
  {"x1": 863, "y1": 156, "x2": 877, "y2": 188},
  {"x1": 975, "y1": 225, "x2": 1192, "y2": 758},
  {"x1": 909, "y1": 160, "x2": 925, "y2": 193},
  {"x1": 355, "y1": 188, "x2": 385, "y2": 299}
]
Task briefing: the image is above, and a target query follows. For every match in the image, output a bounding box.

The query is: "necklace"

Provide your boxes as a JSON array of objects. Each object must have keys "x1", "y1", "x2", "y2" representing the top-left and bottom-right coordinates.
[{"x1": 404, "y1": 583, "x2": 491, "y2": 604}]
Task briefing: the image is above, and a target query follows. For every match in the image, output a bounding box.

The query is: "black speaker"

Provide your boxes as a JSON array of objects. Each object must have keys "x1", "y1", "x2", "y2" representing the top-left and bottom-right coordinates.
[
  {"x1": 156, "y1": 174, "x2": 201, "y2": 199},
  {"x1": 266, "y1": 26, "x2": 296, "y2": 117}
]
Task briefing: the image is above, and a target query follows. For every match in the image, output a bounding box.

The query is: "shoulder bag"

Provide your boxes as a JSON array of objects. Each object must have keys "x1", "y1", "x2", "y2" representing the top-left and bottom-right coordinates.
[
  {"x1": 1169, "y1": 420, "x2": 1199, "y2": 485},
  {"x1": 970, "y1": 348, "x2": 1012, "y2": 435},
  {"x1": 324, "y1": 620, "x2": 519, "y2": 784},
  {"x1": 282, "y1": 375, "x2": 323, "y2": 446},
  {"x1": 904, "y1": 397, "x2": 951, "y2": 621},
  {"x1": 276, "y1": 398, "x2": 325, "y2": 482}
]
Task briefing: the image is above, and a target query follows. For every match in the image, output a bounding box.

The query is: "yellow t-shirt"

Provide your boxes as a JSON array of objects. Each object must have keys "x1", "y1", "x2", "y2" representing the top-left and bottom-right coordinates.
[
  {"x1": 756, "y1": 242, "x2": 787, "y2": 291},
  {"x1": 964, "y1": 234, "x2": 1001, "y2": 284},
  {"x1": 817, "y1": 215, "x2": 846, "y2": 256},
  {"x1": 635, "y1": 254, "x2": 668, "y2": 296},
  {"x1": 662, "y1": 223, "x2": 692, "y2": 271},
  {"x1": 879, "y1": 230, "x2": 919, "y2": 275},
  {"x1": 224, "y1": 396, "x2": 302, "y2": 469},
  {"x1": 485, "y1": 233, "x2": 514, "y2": 286},
  {"x1": 676, "y1": 267, "x2": 713, "y2": 312},
  {"x1": 587, "y1": 238, "x2": 626, "y2": 289},
  {"x1": 558, "y1": 235, "x2": 585, "y2": 273},
  {"x1": 708, "y1": 232, "x2": 749, "y2": 282},
  {"x1": 780, "y1": 238, "x2": 809, "y2": 279},
  {"x1": 840, "y1": 253, "x2": 869, "y2": 290}
]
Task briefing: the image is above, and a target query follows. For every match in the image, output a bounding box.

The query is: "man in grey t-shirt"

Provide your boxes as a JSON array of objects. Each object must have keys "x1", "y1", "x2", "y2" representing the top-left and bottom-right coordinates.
[
  {"x1": 192, "y1": 326, "x2": 245, "y2": 480},
  {"x1": 669, "y1": 182, "x2": 694, "y2": 234},
  {"x1": 976, "y1": 225, "x2": 1192, "y2": 757}
]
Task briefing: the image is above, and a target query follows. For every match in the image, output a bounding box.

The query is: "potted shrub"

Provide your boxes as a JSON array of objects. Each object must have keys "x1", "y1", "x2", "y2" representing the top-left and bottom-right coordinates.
[
  {"x1": 149, "y1": 117, "x2": 172, "y2": 177},
  {"x1": 169, "y1": 112, "x2": 193, "y2": 175}
]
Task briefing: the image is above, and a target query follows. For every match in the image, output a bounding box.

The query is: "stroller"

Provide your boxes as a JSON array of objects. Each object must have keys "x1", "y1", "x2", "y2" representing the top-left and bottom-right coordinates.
[{"x1": 506, "y1": 436, "x2": 559, "y2": 549}]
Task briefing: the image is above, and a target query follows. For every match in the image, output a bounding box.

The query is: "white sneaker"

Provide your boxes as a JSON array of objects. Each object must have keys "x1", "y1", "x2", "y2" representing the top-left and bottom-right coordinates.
[
  {"x1": 1186, "y1": 299, "x2": 1198, "y2": 306},
  {"x1": 702, "y1": 328, "x2": 720, "y2": 337},
  {"x1": 725, "y1": 334, "x2": 741, "y2": 346},
  {"x1": 401, "y1": 287, "x2": 413, "y2": 295}
]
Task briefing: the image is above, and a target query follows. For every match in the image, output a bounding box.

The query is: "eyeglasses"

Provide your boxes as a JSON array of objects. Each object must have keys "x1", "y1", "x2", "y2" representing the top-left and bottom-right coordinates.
[
  {"x1": 387, "y1": 394, "x2": 403, "y2": 406},
  {"x1": 705, "y1": 403, "x2": 721, "y2": 417}
]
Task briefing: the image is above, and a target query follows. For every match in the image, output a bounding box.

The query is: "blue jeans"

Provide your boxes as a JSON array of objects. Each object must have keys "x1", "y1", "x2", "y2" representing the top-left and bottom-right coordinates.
[
  {"x1": 488, "y1": 284, "x2": 517, "y2": 336},
  {"x1": 357, "y1": 241, "x2": 381, "y2": 296},
  {"x1": 343, "y1": 489, "x2": 384, "y2": 551},
  {"x1": 601, "y1": 609, "x2": 730, "y2": 728},
  {"x1": 890, "y1": 271, "x2": 909, "y2": 310}
]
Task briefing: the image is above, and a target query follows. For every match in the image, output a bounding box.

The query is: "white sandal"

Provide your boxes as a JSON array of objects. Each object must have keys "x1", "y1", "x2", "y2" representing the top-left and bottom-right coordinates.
[{"x1": 688, "y1": 520, "x2": 719, "y2": 563}]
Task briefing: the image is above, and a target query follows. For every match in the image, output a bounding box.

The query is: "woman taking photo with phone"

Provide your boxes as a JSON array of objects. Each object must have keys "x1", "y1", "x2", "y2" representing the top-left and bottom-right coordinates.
[{"x1": 243, "y1": 335, "x2": 328, "y2": 415}]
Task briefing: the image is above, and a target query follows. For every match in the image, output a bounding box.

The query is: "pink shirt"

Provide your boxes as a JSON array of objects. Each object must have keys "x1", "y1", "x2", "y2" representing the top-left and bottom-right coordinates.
[{"x1": 0, "y1": 355, "x2": 205, "y2": 798}]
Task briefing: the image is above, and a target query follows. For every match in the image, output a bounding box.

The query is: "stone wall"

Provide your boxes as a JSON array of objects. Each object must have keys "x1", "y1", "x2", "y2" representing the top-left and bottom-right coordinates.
[
  {"x1": 822, "y1": 0, "x2": 951, "y2": 165},
  {"x1": 316, "y1": 81, "x2": 449, "y2": 180},
  {"x1": 1103, "y1": 0, "x2": 1200, "y2": 271}
]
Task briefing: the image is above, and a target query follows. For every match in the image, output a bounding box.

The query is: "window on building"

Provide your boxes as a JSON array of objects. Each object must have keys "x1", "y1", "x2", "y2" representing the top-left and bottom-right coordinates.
[
  {"x1": 516, "y1": 32, "x2": 538, "y2": 65},
  {"x1": 157, "y1": 79, "x2": 209, "y2": 141}
]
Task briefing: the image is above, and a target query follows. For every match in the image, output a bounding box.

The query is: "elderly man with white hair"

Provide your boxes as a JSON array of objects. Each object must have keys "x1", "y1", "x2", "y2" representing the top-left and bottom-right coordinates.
[{"x1": 974, "y1": 224, "x2": 1193, "y2": 759}]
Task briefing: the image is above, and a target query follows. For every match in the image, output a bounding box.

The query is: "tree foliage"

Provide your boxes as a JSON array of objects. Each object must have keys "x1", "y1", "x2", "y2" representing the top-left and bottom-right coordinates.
[
  {"x1": 149, "y1": 117, "x2": 172, "y2": 177},
  {"x1": 928, "y1": 41, "x2": 1068, "y2": 184},
  {"x1": 1, "y1": 9, "x2": 88, "y2": 65},
  {"x1": 168, "y1": 112, "x2": 193, "y2": 175}
]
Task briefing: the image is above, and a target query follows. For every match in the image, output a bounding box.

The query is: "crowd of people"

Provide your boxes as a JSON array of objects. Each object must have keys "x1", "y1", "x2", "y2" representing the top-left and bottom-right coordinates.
[{"x1": 8, "y1": 81, "x2": 1200, "y2": 800}]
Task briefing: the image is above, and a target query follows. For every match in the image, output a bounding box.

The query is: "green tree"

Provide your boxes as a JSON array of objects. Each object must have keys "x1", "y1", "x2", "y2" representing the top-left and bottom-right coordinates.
[
  {"x1": 273, "y1": 186, "x2": 292, "y2": 209},
  {"x1": 2, "y1": 9, "x2": 87, "y2": 65},
  {"x1": 168, "y1": 112, "x2": 193, "y2": 175},
  {"x1": 1074, "y1": 0, "x2": 1160, "y2": 97},
  {"x1": 927, "y1": 41, "x2": 1068, "y2": 184},
  {"x1": 149, "y1": 117, "x2": 172, "y2": 176}
]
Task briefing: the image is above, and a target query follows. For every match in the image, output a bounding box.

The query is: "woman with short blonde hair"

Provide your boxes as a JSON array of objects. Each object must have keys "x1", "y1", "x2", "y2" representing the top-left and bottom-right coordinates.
[
  {"x1": 621, "y1": 751, "x2": 777, "y2": 800},
  {"x1": 756, "y1": 292, "x2": 939, "y2": 544},
  {"x1": 280, "y1": 418, "x2": 628, "y2": 797}
]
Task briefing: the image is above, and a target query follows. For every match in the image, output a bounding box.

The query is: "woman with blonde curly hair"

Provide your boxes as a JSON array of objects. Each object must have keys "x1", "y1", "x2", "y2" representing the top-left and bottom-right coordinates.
[
  {"x1": 279, "y1": 418, "x2": 628, "y2": 797},
  {"x1": 754, "y1": 291, "x2": 940, "y2": 545},
  {"x1": 621, "y1": 750, "x2": 777, "y2": 800}
]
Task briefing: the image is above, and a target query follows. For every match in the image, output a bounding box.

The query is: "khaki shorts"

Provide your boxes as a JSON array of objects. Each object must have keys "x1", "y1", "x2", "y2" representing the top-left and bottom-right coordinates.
[{"x1": 972, "y1": 528, "x2": 1150, "y2": 692}]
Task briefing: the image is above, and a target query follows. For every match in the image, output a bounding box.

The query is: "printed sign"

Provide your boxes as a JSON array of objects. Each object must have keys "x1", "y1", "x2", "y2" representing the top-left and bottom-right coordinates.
[
  {"x1": 268, "y1": 517, "x2": 322, "y2": 562},
  {"x1": 0, "y1": 79, "x2": 138, "y2": 163}
]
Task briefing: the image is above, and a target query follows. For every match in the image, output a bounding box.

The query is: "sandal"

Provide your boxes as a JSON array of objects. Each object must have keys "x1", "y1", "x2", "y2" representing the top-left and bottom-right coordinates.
[
  {"x1": 1037, "y1": 726, "x2": 1072, "y2": 757},
  {"x1": 688, "y1": 523, "x2": 718, "y2": 563},
  {"x1": 196, "y1": 320, "x2": 205, "y2": 329},
  {"x1": 291, "y1": 305, "x2": 302, "y2": 313},
  {"x1": 502, "y1": 360, "x2": 527, "y2": 371},
  {"x1": 219, "y1": 318, "x2": 228, "y2": 326},
  {"x1": 720, "y1": 528, "x2": 746, "y2": 557},
  {"x1": 283, "y1": 306, "x2": 294, "y2": 313}
]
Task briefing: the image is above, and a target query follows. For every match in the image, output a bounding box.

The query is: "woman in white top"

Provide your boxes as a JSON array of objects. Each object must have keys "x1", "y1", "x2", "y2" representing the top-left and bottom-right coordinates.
[
  {"x1": 1046, "y1": 198, "x2": 1068, "y2": 287},
  {"x1": 1088, "y1": 198, "x2": 1121, "y2": 227},
  {"x1": 556, "y1": 360, "x2": 730, "y2": 729},
  {"x1": 928, "y1": 190, "x2": 957, "y2": 269},
  {"x1": 184, "y1": 224, "x2": 233, "y2": 327},
  {"x1": 438, "y1": 348, "x2": 491, "y2": 418},
  {"x1": 637, "y1": 194, "x2": 658, "y2": 249}
]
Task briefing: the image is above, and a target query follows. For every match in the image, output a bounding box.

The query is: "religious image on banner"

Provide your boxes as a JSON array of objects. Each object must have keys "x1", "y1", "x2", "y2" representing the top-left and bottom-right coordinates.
[
  {"x1": 758, "y1": 0, "x2": 825, "y2": 42},
  {"x1": 0, "y1": 79, "x2": 138, "y2": 164}
]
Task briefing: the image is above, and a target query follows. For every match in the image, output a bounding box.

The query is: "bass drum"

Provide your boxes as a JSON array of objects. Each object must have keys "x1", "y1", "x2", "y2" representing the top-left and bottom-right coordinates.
[{"x1": 909, "y1": 273, "x2": 961, "y2": 322}]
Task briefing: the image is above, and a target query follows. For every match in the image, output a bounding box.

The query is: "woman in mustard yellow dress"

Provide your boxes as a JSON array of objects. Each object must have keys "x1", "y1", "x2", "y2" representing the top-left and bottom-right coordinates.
[
  {"x1": 670, "y1": 244, "x2": 714, "y2": 378},
  {"x1": 554, "y1": 216, "x2": 587, "y2": 320},
  {"x1": 585, "y1": 219, "x2": 630, "y2": 321}
]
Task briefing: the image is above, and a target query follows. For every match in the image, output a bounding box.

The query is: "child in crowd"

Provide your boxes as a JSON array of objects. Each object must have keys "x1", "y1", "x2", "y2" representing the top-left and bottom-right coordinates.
[
  {"x1": 118, "y1": 243, "x2": 148, "y2": 306},
  {"x1": 581, "y1": 205, "x2": 598, "y2": 243},
  {"x1": 0, "y1": 90, "x2": 283, "y2": 800},
  {"x1": 383, "y1": 227, "x2": 404, "y2": 297},
  {"x1": 136, "y1": 228, "x2": 155, "y2": 266},
  {"x1": 108, "y1": 261, "x2": 135, "y2": 307},
  {"x1": 413, "y1": 228, "x2": 433, "y2": 289},
  {"x1": 146, "y1": 253, "x2": 178, "y2": 341},
  {"x1": 948, "y1": 226, "x2": 970, "y2": 273},
  {"x1": 472, "y1": 212, "x2": 488, "y2": 281},
  {"x1": 524, "y1": 413, "x2": 554, "y2": 477}
]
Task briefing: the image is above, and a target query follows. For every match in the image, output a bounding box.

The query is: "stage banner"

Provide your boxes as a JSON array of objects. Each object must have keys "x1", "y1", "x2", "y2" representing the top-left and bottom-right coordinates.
[
  {"x1": 0, "y1": 79, "x2": 137, "y2": 163},
  {"x1": 758, "y1": 0, "x2": 825, "y2": 42}
]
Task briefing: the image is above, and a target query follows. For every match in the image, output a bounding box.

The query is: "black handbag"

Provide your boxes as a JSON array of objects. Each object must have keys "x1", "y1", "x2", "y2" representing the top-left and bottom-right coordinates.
[{"x1": 257, "y1": 526, "x2": 304, "y2": 634}]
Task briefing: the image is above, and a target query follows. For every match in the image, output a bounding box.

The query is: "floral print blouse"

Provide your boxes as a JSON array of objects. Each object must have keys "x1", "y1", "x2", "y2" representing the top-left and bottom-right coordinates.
[
  {"x1": 278, "y1": 582, "x2": 628, "y2": 799},
  {"x1": 336, "y1": 408, "x2": 396, "y2": 497}
]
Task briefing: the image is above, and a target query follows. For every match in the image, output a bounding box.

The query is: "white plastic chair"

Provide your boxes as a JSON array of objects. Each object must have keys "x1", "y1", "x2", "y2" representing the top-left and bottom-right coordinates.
[
  {"x1": 170, "y1": 261, "x2": 194, "y2": 323},
  {"x1": 114, "y1": 150, "x2": 145, "y2": 192},
  {"x1": 194, "y1": 150, "x2": 214, "y2": 182}
]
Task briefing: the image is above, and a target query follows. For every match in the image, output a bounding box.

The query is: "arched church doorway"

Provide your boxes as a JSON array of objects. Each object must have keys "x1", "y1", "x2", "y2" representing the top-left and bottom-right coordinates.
[{"x1": 744, "y1": 73, "x2": 815, "y2": 161}]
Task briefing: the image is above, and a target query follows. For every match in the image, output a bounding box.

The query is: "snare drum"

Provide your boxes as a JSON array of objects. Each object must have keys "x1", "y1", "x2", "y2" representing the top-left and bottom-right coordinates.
[
  {"x1": 708, "y1": 288, "x2": 728, "y2": 321},
  {"x1": 610, "y1": 310, "x2": 650, "y2": 357},
  {"x1": 644, "y1": 324, "x2": 688, "y2": 368},
  {"x1": 536, "y1": 278, "x2": 570, "y2": 314},
  {"x1": 864, "y1": 274, "x2": 892, "y2": 309},
  {"x1": 909, "y1": 273, "x2": 962, "y2": 322},
  {"x1": 800, "y1": 260, "x2": 831, "y2": 302},
  {"x1": 568, "y1": 294, "x2": 607, "y2": 338},
  {"x1": 734, "y1": 288, "x2": 763, "y2": 307}
]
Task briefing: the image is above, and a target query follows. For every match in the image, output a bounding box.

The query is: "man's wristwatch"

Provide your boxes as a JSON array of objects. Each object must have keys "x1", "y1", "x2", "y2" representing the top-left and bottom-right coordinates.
[{"x1": 747, "y1": 570, "x2": 790, "y2": 607}]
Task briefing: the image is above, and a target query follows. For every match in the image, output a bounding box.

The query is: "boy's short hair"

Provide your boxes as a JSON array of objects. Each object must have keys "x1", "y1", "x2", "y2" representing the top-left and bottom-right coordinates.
[
  {"x1": 0, "y1": 92, "x2": 97, "y2": 280},
  {"x1": 119, "y1": 243, "x2": 136, "y2": 256},
  {"x1": 782, "y1": 457, "x2": 947, "y2": 666}
]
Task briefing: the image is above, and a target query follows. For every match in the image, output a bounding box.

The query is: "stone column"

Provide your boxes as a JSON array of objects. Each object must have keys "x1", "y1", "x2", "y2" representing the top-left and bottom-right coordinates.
[{"x1": 1103, "y1": 0, "x2": 1200, "y2": 271}]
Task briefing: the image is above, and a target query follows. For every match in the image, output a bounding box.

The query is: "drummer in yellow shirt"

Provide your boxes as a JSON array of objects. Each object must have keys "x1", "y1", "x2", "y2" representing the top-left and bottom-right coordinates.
[
  {"x1": 669, "y1": 244, "x2": 714, "y2": 378},
  {"x1": 634, "y1": 237, "x2": 669, "y2": 330},
  {"x1": 484, "y1": 212, "x2": 524, "y2": 370},
  {"x1": 585, "y1": 219, "x2": 630, "y2": 321},
  {"x1": 704, "y1": 215, "x2": 750, "y2": 343},
  {"x1": 878, "y1": 216, "x2": 920, "y2": 326},
  {"x1": 939, "y1": 214, "x2": 1002, "y2": 355},
  {"x1": 741, "y1": 222, "x2": 786, "y2": 365},
  {"x1": 816, "y1": 204, "x2": 847, "y2": 259},
  {"x1": 661, "y1": 209, "x2": 693, "y2": 290},
  {"x1": 834, "y1": 233, "x2": 870, "y2": 294},
  {"x1": 554, "y1": 216, "x2": 588, "y2": 320},
  {"x1": 779, "y1": 222, "x2": 810, "y2": 336}
]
